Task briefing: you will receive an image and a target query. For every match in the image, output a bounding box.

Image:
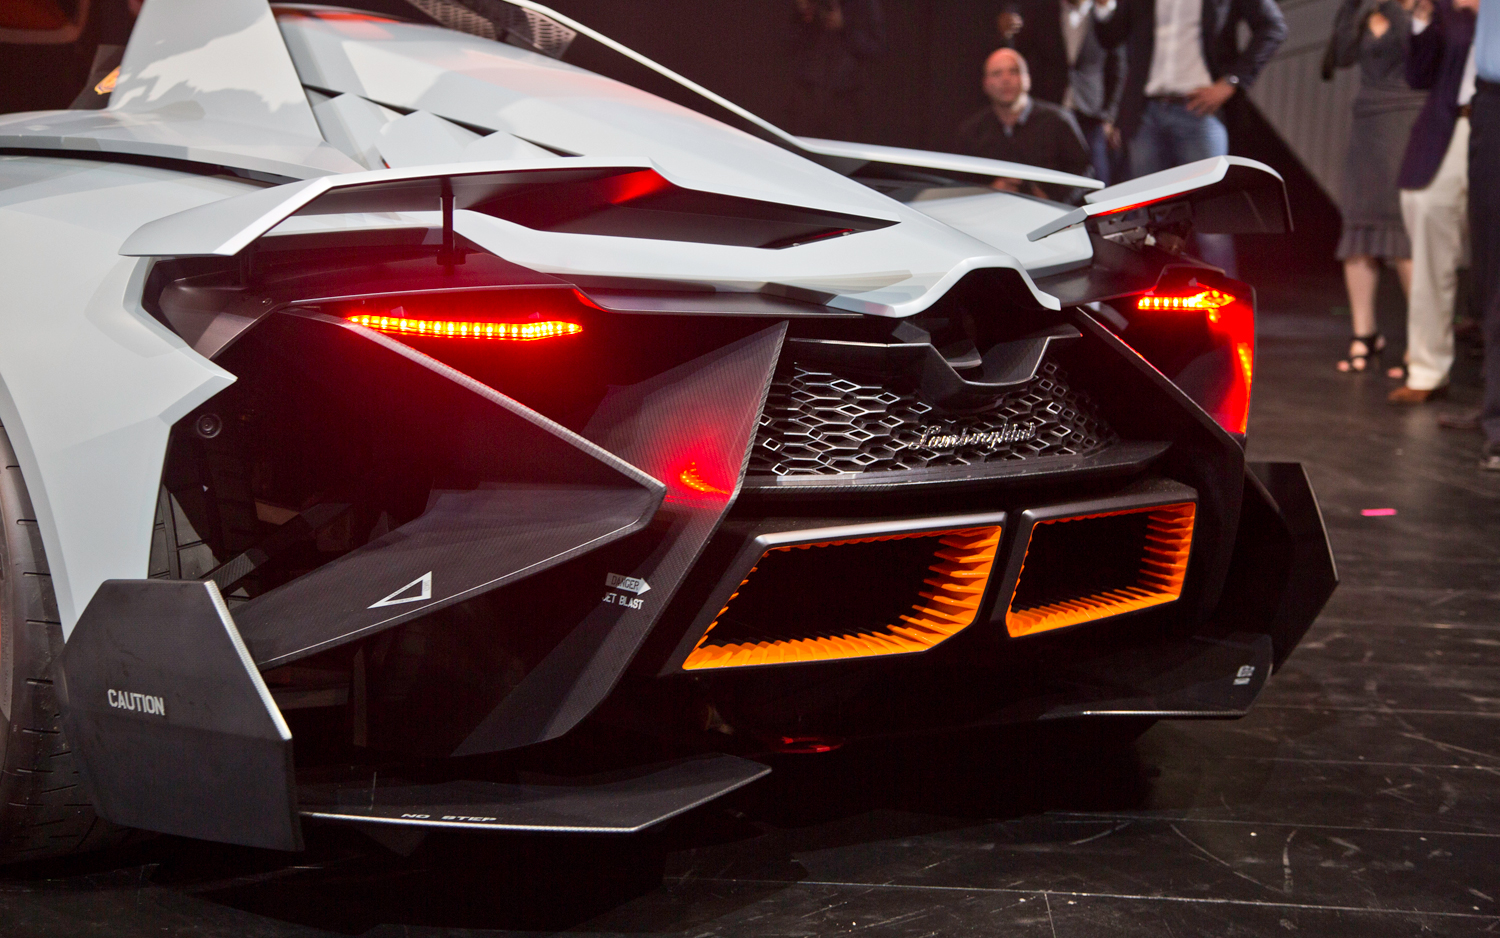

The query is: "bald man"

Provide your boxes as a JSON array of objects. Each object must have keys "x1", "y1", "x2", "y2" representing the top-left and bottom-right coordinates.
[{"x1": 954, "y1": 48, "x2": 1094, "y2": 201}]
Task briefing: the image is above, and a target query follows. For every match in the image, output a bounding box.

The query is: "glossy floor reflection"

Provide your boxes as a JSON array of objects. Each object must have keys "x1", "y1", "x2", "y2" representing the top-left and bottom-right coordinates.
[{"x1": 4, "y1": 284, "x2": 1499, "y2": 937}]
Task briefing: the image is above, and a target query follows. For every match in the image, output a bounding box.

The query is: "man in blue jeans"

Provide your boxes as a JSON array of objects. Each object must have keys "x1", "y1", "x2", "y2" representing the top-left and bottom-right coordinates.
[{"x1": 1091, "y1": 0, "x2": 1287, "y2": 274}]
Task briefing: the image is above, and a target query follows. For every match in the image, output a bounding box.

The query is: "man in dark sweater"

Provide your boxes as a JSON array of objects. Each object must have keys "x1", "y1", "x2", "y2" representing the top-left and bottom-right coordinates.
[
  {"x1": 997, "y1": 0, "x2": 1128, "y2": 184},
  {"x1": 954, "y1": 48, "x2": 1094, "y2": 201}
]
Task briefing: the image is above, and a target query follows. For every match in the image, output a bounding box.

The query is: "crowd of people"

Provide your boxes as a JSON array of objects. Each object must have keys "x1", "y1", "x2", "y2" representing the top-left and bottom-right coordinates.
[
  {"x1": 1325, "y1": 0, "x2": 1500, "y2": 472},
  {"x1": 952, "y1": 0, "x2": 1288, "y2": 273},
  {"x1": 790, "y1": 0, "x2": 1500, "y2": 472}
]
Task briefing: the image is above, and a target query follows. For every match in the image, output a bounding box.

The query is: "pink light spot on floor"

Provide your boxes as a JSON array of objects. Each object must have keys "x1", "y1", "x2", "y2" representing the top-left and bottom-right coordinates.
[{"x1": 1361, "y1": 508, "x2": 1398, "y2": 517}]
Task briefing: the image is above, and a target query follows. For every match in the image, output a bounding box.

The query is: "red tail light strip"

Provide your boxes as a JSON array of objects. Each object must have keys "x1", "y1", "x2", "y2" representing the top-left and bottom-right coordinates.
[
  {"x1": 346, "y1": 315, "x2": 582, "y2": 341},
  {"x1": 1136, "y1": 288, "x2": 1235, "y2": 311},
  {"x1": 1136, "y1": 285, "x2": 1254, "y2": 434}
]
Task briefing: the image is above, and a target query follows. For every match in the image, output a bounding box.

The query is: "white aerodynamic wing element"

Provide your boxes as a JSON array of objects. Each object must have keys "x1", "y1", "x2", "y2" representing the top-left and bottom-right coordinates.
[
  {"x1": 107, "y1": 0, "x2": 322, "y2": 139},
  {"x1": 435, "y1": 2, "x2": 1103, "y2": 194},
  {"x1": 0, "y1": 0, "x2": 362, "y2": 179},
  {"x1": 118, "y1": 159, "x2": 1059, "y2": 317},
  {"x1": 794, "y1": 138, "x2": 1104, "y2": 192},
  {"x1": 118, "y1": 159, "x2": 659, "y2": 257},
  {"x1": 1025, "y1": 156, "x2": 1291, "y2": 242},
  {"x1": 910, "y1": 190, "x2": 1094, "y2": 277},
  {"x1": 272, "y1": 10, "x2": 914, "y2": 220}
]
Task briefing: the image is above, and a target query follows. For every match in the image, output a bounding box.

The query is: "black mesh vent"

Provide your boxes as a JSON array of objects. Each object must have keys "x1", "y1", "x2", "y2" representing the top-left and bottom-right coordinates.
[{"x1": 747, "y1": 360, "x2": 1116, "y2": 480}]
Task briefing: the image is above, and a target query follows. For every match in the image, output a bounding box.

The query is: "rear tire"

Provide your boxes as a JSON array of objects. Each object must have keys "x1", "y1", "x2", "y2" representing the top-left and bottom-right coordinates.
[{"x1": 0, "y1": 425, "x2": 130, "y2": 863}]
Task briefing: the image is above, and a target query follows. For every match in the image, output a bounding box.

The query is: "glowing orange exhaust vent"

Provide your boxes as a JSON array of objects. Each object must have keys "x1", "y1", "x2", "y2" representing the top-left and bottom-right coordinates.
[
  {"x1": 1005, "y1": 502, "x2": 1195, "y2": 638},
  {"x1": 346, "y1": 315, "x2": 582, "y2": 341},
  {"x1": 683, "y1": 526, "x2": 1003, "y2": 670}
]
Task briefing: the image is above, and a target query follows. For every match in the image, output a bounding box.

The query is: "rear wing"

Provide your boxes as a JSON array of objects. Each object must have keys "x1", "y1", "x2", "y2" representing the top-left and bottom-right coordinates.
[
  {"x1": 1027, "y1": 156, "x2": 1290, "y2": 242},
  {"x1": 118, "y1": 159, "x2": 896, "y2": 259},
  {"x1": 1027, "y1": 157, "x2": 1292, "y2": 307}
]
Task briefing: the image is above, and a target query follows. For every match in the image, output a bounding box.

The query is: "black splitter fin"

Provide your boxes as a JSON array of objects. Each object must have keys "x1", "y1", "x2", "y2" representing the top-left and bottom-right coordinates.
[
  {"x1": 233, "y1": 312, "x2": 666, "y2": 670},
  {"x1": 56, "y1": 580, "x2": 302, "y2": 851},
  {"x1": 454, "y1": 323, "x2": 788, "y2": 755}
]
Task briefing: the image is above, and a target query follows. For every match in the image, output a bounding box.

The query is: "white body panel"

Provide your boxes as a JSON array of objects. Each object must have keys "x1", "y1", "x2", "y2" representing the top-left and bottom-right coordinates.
[
  {"x1": 910, "y1": 190, "x2": 1093, "y2": 276},
  {"x1": 109, "y1": 0, "x2": 324, "y2": 141},
  {"x1": 0, "y1": 108, "x2": 364, "y2": 181},
  {"x1": 0, "y1": 156, "x2": 246, "y2": 633},
  {"x1": 117, "y1": 159, "x2": 1059, "y2": 316},
  {"x1": 274, "y1": 13, "x2": 905, "y2": 220},
  {"x1": 0, "y1": 0, "x2": 362, "y2": 180}
]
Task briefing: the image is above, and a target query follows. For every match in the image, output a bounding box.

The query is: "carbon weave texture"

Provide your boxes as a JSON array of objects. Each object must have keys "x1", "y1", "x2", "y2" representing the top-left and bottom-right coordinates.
[{"x1": 747, "y1": 360, "x2": 1116, "y2": 479}]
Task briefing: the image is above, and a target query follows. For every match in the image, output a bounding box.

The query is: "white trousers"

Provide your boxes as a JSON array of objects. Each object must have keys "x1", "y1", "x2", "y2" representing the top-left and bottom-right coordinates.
[{"x1": 1400, "y1": 118, "x2": 1471, "y2": 391}]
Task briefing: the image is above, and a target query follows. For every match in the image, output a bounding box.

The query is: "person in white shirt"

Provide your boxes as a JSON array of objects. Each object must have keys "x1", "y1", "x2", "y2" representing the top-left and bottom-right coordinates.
[{"x1": 1091, "y1": 0, "x2": 1286, "y2": 273}]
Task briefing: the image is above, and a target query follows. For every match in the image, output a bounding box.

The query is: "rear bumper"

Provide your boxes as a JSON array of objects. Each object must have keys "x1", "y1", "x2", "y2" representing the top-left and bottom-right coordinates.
[
  {"x1": 1023, "y1": 460, "x2": 1336, "y2": 723},
  {"x1": 643, "y1": 461, "x2": 1335, "y2": 745}
]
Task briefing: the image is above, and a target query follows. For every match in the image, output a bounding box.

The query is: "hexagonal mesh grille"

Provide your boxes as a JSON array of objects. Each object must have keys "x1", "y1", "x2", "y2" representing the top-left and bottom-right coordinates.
[{"x1": 747, "y1": 359, "x2": 1116, "y2": 479}]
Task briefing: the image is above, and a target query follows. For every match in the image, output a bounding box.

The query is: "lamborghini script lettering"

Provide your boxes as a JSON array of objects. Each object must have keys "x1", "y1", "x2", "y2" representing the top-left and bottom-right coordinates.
[
  {"x1": 106, "y1": 689, "x2": 166, "y2": 717},
  {"x1": 916, "y1": 422, "x2": 1038, "y2": 452}
]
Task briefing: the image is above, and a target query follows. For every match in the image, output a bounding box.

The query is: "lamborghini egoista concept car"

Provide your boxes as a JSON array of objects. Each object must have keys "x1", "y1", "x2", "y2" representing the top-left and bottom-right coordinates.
[{"x1": 0, "y1": 0, "x2": 1335, "y2": 861}]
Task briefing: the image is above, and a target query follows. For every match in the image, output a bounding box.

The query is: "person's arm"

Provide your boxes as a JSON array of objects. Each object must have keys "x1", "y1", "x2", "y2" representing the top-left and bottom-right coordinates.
[
  {"x1": 1187, "y1": 0, "x2": 1287, "y2": 114},
  {"x1": 1057, "y1": 109, "x2": 1096, "y2": 179},
  {"x1": 1091, "y1": 0, "x2": 1129, "y2": 50},
  {"x1": 1331, "y1": 0, "x2": 1374, "y2": 67},
  {"x1": 1225, "y1": 0, "x2": 1290, "y2": 86},
  {"x1": 1405, "y1": 0, "x2": 1444, "y2": 89},
  {"x1": 1103, "y1": 42, "x2": 1126, "y2": 124}
]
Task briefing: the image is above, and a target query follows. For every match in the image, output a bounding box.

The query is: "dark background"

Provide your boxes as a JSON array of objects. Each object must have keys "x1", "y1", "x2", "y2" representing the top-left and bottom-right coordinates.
[
  {"x1": 0, "y1": 0, "x2": 1340, "y2": 278},
  {"x1": 540, "y1": 0, "x2": 1339, "y2": 279}
]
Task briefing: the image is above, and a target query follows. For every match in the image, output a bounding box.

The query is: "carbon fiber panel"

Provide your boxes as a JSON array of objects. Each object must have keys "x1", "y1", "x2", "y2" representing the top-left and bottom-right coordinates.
[
  {"x1": 227, "y1": 311, "x2": 664, "y2": 669},
  {"x1": 453, "y1": 323, "x2": 787, "y2": 755},
  {"x1": 747, "y1": 360, "x2": 1115, "y2": 481}
]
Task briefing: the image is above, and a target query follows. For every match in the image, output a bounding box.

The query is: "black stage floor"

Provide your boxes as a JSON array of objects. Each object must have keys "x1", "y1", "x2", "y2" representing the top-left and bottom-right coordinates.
[{"x1": 5, "y1": 283, "x2": 1500, "y2": 937}]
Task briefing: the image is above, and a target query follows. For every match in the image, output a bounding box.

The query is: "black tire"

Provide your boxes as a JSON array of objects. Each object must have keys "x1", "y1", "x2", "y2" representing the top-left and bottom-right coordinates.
[{"x1": 0, "y1": 425, "x2": 130, "y2": 863}]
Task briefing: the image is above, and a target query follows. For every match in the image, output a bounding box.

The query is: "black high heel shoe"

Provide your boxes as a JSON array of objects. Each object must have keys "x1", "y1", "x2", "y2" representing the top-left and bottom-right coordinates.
[{"x1": 1337, "y1": 332, "x2": 1385, "y2": 373}]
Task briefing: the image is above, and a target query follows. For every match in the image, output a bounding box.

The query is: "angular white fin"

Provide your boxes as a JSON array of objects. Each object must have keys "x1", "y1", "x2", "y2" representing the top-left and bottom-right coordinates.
[
  {"x1": 110, "y1": 0, "x2": 323, "y2": 142},
  {"x1": 377, "y1": 111, "x2": 482, "y2": 168},
  {"x1": 312, "y1": 94, "x2": 403, "y2": 170}
]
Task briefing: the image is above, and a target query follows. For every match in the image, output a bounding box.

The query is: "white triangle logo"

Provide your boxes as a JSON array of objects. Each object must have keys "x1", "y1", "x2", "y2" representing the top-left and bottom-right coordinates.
[{"x1": 369, "y1": 572, "x2": 433, "y2": 609}]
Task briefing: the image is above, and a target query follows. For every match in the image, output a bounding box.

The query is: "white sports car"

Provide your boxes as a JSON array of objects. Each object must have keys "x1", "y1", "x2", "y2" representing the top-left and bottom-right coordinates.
[{"x1": 0, "y1": 0, "x2": 1334, "y2": 861}]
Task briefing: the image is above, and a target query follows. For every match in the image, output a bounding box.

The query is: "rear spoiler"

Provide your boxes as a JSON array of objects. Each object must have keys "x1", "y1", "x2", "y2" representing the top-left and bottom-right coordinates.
[
  {"x1": 1026, "y1": 156, "x2": 1290, "y2": 242},
  {"x1": 118, "y1": 159, "x2": 896, "y2": 259},
  {"x1": 1028, "y1": 157, "x2": 1291, "y2": 307},
  {"x1": 119, "y1": 159, "x2": 656, "y2": 258}
]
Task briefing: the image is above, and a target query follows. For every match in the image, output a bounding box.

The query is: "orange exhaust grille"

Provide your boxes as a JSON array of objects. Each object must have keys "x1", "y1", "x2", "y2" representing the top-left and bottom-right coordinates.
[
  {"x1": 683, "y1": 525, "x2": 1003, "y2": 670},
  {"x1": 1005, "y1": 502, "x2": 1195, "y2": 638}
]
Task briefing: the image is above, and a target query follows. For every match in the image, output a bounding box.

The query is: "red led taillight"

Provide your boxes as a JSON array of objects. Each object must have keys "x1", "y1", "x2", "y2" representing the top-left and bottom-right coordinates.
[
  {"x1": 347, "y1": 315, "x2": 582, "y2": 341},
  {"x1": 1136, "y1": 284, "x2": 1254, "y2": 435},
  {"x1": 678, "y1": 461, "x2": 729, "y2": 495},
  {"x1": 1136, "y1": 288, "x2": 1235, "y2": 312},
  {"x1": 336, "y1": 288, "x2": 597, "y2": 344}
]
